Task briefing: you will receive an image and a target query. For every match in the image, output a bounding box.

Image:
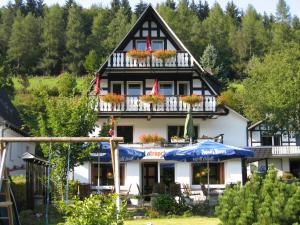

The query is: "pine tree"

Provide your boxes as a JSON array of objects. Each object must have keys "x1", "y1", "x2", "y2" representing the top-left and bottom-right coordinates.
[
  {"x1": 225, "y1": 1, "x2": 241, "y2": 25},
  {"x1": 165, "y1": 0, "x2": 176, "y2": 10},
  {"x1": 200, "y1": 44, "x2": 219, "y2": 74},
  {"x1": 198, "y1": 0, "x2": 209, "y2": 21},
  {"x1": 40, "y1": 5, "x2": 65, "y2": 75},
  {"x1": 84, "y1": 49, "x2": 98, "y2": 74},
  {"x1": 87, "y1": 9, "x2": 111, "y2": 63},
  {"x1": 7, "y1": 12, "x2": 42, "y2": 75},
  {"x1": 25, "y1": 0, "x2": 37, "y2": 16},
  {"x1": 65, "y1": 5, "x2": 86, "y2": 74},
  {"x1": 121, "y1": 0, "x2": 132, "y2": 22},
  {"x1": 276, "y1": 0, "x2": 290, "y2": 23},
  {"x1": 189, "y1": 0, "x2": 198, "y2": 15},
  {"x1": 111, "y1": 0, "x2": 121, "y2": 13},
  {"x1": 134, "y1": 0, "x2": 147, "y2": 17}
]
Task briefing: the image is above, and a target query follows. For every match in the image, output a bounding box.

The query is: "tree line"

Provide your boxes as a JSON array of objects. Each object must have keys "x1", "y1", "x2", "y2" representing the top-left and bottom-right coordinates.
[{"x1": 0, "y1": 0, "x2": 299, "y2": 80}]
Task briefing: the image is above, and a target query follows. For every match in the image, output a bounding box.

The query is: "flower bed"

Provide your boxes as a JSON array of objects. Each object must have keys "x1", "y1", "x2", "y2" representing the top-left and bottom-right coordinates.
[
  {"x1": 127, "y1": 49, "x2": 151, "y2": 59},
  {"x1": 153, "y1": 50, "x2": 176, "y2": 59},
  {"x1": 100, "y1": 93, "x2": 124, "y2": 104},
  {"x1": 140, "y1": 94, "x2": 165, "y2": 104},
  {"x1": 180, "y1": 94, "x2": 203, "y2": 105}
]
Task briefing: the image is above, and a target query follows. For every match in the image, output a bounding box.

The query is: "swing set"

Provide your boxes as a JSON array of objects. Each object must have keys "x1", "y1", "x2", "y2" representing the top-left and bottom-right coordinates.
[{"x1": 0, "y1": 136, "x2": 123, "y2": 225}]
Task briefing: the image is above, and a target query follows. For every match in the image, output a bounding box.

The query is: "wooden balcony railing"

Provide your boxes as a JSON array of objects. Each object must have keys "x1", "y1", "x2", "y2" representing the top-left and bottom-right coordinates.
[
  {"x1": 107, "y1": 51, "x2": 193, "y2": 68},
  {"x1": 96, "y1": 95, "x2": 216, "y2": 112}
]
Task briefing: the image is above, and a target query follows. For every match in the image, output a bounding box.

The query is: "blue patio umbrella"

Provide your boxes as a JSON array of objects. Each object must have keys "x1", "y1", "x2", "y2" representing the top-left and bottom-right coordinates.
[
  {"x1": 91, "y1": 142, "x2": 145, "y2": 162},
  {"x1": 163, "y1": 140, "x2": 254, "y2": 200}
]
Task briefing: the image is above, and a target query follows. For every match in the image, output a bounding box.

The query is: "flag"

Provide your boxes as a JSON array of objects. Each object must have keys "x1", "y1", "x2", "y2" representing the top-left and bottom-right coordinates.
[
  {"x1": 146, "y1": 36, "x2": 151, "y2": 51},
  {"x1": 95, "y1": 74, "x2": 101, "y2": 95},
  {"x1": 150, "y1": 79, "x2": 159, "y2": 95}
]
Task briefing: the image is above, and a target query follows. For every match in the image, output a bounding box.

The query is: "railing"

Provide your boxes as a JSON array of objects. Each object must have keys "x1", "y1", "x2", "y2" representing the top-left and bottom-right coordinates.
[
  {"x1": 96, "y1": 95, "x2": 216, "y2": 112},
  {"x1": 107, "y1": 51, "x2": 193, "y2": 68},
  {"x1": 272, "y1": 146, "x2": 300, "y2": 155}
]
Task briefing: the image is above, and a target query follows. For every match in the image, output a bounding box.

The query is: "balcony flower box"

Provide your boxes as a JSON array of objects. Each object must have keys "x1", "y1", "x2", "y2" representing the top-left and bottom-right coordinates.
[
  {"x1": 100, "y1": 93, "x2": 124, "y2": 104},
  {"x1": 153, "y1": 49, "x2": 176, "y2": 59},
  {"x1": 139, "y1": 134, "x2": 165, "y2": 146},
  {"x1": 180, "y1": 94, "x2": 203, "y2": 105},
  {"x1": 140, "y1": 94, "x2": 165, "y2": 104},
  {"x1": 171, "y1": 136, "x2": 186, "y2": 143},
  {"x1": 127, "y1": 49, "x2": 151, "y2": 60}
]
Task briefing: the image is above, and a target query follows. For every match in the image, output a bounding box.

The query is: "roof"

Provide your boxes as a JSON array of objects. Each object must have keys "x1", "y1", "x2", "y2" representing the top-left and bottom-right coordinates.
[
  {"x1": 22, "y1": 152, "x2": 48, "y2": 165},
  {"x1": 93, "y1": 4, "x2": 221, "y2": 95},
  {"x1": 0, "y1": 88, "x2": 28, "y2": 136},
  {"x1": 246, "y1": 147, "x2": 272, "y2": 163}
]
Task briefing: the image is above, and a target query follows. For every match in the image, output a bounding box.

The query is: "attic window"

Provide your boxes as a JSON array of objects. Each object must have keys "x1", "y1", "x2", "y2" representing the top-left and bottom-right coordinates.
[
  {"x1": 152, "y1": 40, "x2": 164, "y2": 50},
  {"x1": 136, "y1": 40, "x2": 146, "y2": 50}
]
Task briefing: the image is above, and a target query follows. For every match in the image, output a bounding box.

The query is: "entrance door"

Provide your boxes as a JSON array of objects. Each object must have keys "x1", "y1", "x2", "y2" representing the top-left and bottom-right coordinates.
[
  {"x1": 142, "y1": 163, "x2": 158, "y2": 195},
  {"x1": 290, "y1": 159, "x2": 300, "y2": 178}
]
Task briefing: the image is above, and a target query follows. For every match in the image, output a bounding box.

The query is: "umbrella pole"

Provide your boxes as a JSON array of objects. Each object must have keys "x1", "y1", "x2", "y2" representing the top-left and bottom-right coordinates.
[
  {"x1": 97, "y1": 152, "x2": 100, "y2": 188},
  {"x1": 207, "y1": 160, "x2": 210, "y2": 203}
]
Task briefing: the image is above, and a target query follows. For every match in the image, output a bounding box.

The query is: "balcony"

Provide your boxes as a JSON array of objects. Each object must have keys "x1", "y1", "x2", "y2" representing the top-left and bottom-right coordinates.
[
  {"x1": 272, "y1": 146, "x2": 300, "y2": 156},
  {"x1": 96, "y1": 95, "x2": 217, "y2": 115},
  {"x1": 107, "y1": 51, "x2": 193, "y2": 68}
]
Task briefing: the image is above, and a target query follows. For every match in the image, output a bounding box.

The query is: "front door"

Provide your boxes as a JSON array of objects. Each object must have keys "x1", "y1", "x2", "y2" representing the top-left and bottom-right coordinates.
[{"x1": 142, "y1": 162, "x2": 158, "y2": 195}]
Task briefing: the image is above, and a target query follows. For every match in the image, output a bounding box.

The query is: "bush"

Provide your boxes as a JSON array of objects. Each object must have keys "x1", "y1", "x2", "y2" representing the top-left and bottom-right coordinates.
[
  {"x1": 151, "y1": 194, "x2": 189, "y2": 216},
  {"x1": 145, "y1": 208, "x2": 160, "y2": 218},
  {"x1": 216, "y1": 165, "x2": 300, "y2": 225},
  {"x1": 61, "y1": 194, "x2": 126, "y2": 225},
  {"x1": 57, "y1": 72, "x2": 77, "y2": 97},
  {"x1": 11, "y1": 176, "x2": 27, "y2": 210},
  {"x1": 191, "y1": 200, "x2": 210, "y2": 216}
]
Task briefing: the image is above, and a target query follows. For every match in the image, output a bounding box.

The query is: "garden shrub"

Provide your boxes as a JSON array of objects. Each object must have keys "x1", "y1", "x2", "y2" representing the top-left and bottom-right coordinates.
[
  {"x1": 145, "y1": 208, "x2": 160, "y2": 218},
  {"x1": 11, "y1": 176, "x2": 27, "y2": 210},
  {"x1": 151, "y1": 194, "x2": 189, "y2": 216},
  {"x1": 191, "y1": 200, "x2": 210, "y2": 216},
  {"x1": 57, "y1": 72, "x2": 77, "y2": 97},
  {"x1": 60, "y1": 194, "x2": 126, "y2": 225},
  {"x1": 216, "y1": 165, "x2": 300, "y2": 225}
]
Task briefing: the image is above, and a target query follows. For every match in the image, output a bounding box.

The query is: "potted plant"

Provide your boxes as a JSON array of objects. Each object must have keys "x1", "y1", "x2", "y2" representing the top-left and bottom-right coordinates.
[
  {"x1": 170, "y1": 136, "x2": 185, "y2": 143},
  {"x1": 153, "y1": 49, "x2": 176, "y2": 60},
  {"x1": 180, "y1": 94, "x2": 203, "y2": 105},
  {"x1": 127, "y1": 49, "x2": 151, "y2": 60},
  {"x1": 140, "y1": 94, "x2": 165, "y2": 104},
  {"x1": 129, "y1": 194, "x2": 144, "y2": 206},
  {"x1": 217, "y1": 95, "x2": 226, "y2": 107}
]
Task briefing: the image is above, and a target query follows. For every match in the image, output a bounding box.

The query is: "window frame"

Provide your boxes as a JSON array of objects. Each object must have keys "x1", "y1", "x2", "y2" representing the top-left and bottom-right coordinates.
[
  {"x1": 136, "y1": 40, "x2": 146, "y2": 50},
  {"x1": 151, "y1": 40, "x2": 164, "y2": 50},
  {"x1": 91, "y1": 163, "x2": 125, "y2": 187},
  {"x1": 177, "y1": 81, "x2": 190, "y2": 96},
  {"x1": 126, "y1": 81, "x2": 143, "y2": 96},
  {"x1": 158, "y1": 81, "x2": 174, "y2": 96},
  {"x1": 111, "y1": 81, "x2": 124, "y2": 95},
  {"x1": 191, "y1": 162, "x2": 225, "y2": 185}
]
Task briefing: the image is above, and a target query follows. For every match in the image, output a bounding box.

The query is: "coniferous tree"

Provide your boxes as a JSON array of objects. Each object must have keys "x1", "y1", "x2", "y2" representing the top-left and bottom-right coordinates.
[
  {"x1": 134, "y1": 0, "x2": 147, "y2": 18},
  {"x1": 276, "y1": 0, "x2": 291, "y2": 23},
  {"x1": 111, "y1": 0, "x2": 121, "y2": 13},
  {"x1": 189, "y1": 0, "x2": 198, "y2": 15},
  {"x1": 225, "y1": 1, "x2": 241, "y2": 25},
  {"x1": 165, "y1": 0, "x2": 176, "y2": 10},
  {"x1": 65, "y1": 5, "x2": 86, "y2": 74},
  {"x1": 197, "y1": 0, "x2": 209, "y2": 21},
  {"x1": 121, "y1": 0, "x2": 132, "y2": 22},
  {"x1": 7, "y1": 12, "x2": 42, "y2": 75},
  {"x1": 25, "y1": 0, "x2": 37, "y2": 15},
  {"x1": 200, "y1": 44, "x2": 220, "y2": 75},
  {"x1": 84, "y1": 49, "x2": 98, "y2": 74},
  {"x1": 40, "y1": 5, "x2": 65, "y2": 75}
]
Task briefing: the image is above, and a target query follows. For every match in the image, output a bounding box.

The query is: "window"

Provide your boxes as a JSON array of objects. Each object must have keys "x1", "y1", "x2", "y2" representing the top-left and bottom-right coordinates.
[
  {"x1": 117, "y1": 126, "x2": 133, "y2": 143},
  {"x1": 136, "y1": 40, "x2": 146, "y2": 50},
  {"x1": 152, "y1": 40, "x2": 164, "y2": 50},
  {"x1": 159, "y1": 82, "x2": 173, "y2": 95},
  {"x1": 160, "y1": 163, "x2": 175, "y2": 187},
  {"x1": 261, "y1": 136, "x2": 272, "y2": 146},
  {"x1": 112, "y1": 82, "x2": 123, "y2": 95},
  {"x1": 167, "y1": 126, "x2": 198, "y2": 142},
  {"x1": 178, "y1": 82, "x2": 189, "y2": 95},
  {"x1": 91, "y1": 163, "x2": 125, "y2": 186},
  {"x1": 127, "y1": 83, "x2": 142, "y2": 96},
  {"x1": 192, "y1": 163, "x2": 224, "y2": 185}
]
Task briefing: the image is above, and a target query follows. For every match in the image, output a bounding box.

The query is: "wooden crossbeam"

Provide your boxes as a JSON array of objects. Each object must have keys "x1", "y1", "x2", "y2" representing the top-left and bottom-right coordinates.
[{"x1": 0, "y1": 137, "x2": 123, "y2": 143}]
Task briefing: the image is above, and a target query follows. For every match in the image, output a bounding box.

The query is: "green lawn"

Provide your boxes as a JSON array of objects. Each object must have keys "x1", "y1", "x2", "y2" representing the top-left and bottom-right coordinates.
[{"x1": 125, "y1": 217, "x2": 220, "y2": 225}]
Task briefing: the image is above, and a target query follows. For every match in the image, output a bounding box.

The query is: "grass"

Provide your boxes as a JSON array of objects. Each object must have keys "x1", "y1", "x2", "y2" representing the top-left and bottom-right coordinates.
[
  {"x1": 125, "y1": 216, "x2": 220, "y2": 225},
  {"x1": 12, "y1": 76, "x2": 89, "y2": 92}
]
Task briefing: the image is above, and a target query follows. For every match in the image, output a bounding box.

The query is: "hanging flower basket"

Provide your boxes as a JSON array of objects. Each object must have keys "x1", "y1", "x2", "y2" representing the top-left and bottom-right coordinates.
[
  {"x1": 139, "y1": 134, "x2": 165, "y2": 144},
  {"x1": 140, "y1": 94, "x2": 165, "y2": 104},
  {"x1": 100, "y1": 93, "x2": 125, "y2": 104},
  {"x1": 153, "y1": 50, "x2": 176, "y2": 59},
  {"x1": 180, "y1": 94, "x2": 203, "y2": 105},
  {"x1": 127, "y1": 49, "x2": 151, "y2": 60}
]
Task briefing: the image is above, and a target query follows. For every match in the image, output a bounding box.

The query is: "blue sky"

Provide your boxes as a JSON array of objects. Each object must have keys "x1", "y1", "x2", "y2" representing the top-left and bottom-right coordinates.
[{"x1": 1, "y1": 0, "x2": 300, "y2": 17}]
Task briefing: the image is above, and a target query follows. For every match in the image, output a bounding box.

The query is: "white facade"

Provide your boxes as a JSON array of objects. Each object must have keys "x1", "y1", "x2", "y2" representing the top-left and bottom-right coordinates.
[{"x1": 0, "y1": 126, "x2": 35, "y2": 176}]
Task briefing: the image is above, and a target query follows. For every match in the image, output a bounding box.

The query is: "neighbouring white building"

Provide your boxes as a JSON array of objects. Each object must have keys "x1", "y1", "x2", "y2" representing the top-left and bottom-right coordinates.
[
  {"x1": 248, "y1": 120, "x2": 300, "y2": 178},
  {"x1": 74, "y1": 5, "x2": 250, "y2": 195},
  {"x1": 0, "y1": 89, "x2": 35, "y2": 176}
]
